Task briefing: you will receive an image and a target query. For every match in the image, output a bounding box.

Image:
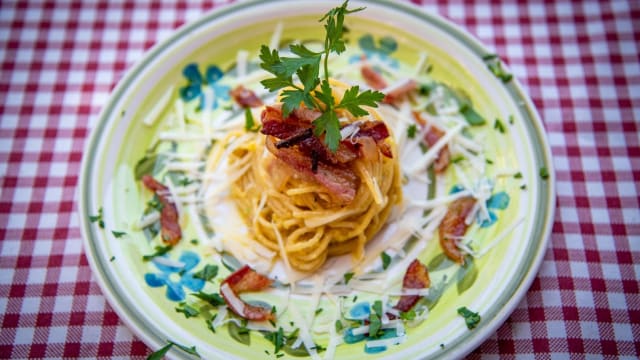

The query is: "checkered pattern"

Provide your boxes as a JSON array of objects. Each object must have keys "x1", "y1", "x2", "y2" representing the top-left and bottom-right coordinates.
[{"x1": 0, "y1": 0, "x2": 638, "y2": 358}]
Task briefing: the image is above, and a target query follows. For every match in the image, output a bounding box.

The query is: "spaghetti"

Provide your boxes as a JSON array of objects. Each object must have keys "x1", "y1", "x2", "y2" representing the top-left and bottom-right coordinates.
[{"x1": 219, "y1": 81, "x2": 403, "y2": 272}]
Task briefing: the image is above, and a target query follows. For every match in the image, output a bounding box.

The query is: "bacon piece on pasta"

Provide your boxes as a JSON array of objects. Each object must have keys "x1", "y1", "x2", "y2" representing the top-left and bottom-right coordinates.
[
  {"x1": 266, "y1": 137, "x2": 358, "y2": 204},
  {"x1": 220, "y1": 265, "x2": 275, "y2": 321},
  {"x1": 230, "y1": 85, "x2": 263, "y2": 108},
  {"x1": 412, "y1": 111, "x2": 451, "y2": 173},
  {"x1": 141, "y1": 175, "x2": 181, "y2": 245},
  {"x1": 361, "y1": 64, "x2": 387, "y2": 90},
  {"x1": 394, "y1": 259, "x2": 431, "y2": 312},
  {"x1": 439, "y1": 196, "x2": 476, "y2": 265}
]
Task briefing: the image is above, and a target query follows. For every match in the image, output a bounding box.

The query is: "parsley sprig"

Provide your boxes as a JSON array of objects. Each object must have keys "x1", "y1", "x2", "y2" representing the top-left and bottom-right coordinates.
[{"x1": 259, "y1": 0, "x2": 384, "y2": 151}]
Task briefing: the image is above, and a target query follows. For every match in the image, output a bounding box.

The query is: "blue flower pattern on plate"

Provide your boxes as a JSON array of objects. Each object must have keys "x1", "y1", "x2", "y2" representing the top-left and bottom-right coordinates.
[
  {"x1": 349, "y1": 34, "x2": 399, "y2": 68},
  {"x1": 144, "y1": 250, "x2": 205, "y2": 302},
  {"x1": 179, "y1": 63, "x2": 230, "y2": 110},
  {"x1": 449, "y1": 185, "x2": 510, "y2": 227}
]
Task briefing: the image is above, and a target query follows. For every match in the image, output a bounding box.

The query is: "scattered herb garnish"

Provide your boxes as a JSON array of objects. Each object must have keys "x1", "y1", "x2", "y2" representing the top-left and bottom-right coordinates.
[
  {"x1": 508, "y1": 114, "x2": 514, "y2": 124},
  {"x1": 176, "y1": 302, "x2": 200, "y2": 318},
  {"x1": 485, "y1": 158, "x2": 493, "y2": 165},
  {"x1": 193, "y1": 264, "x2": 219, "y2": 281},
  {"x1": 452, "y1": 155, "x2": 465, "y2": 164},
  {"x1": 315, "y1": 308, "x2": 324, "y2": 316},
  {"x1": 520, "y1": 184, "x2": 527, "y2": 190},
  {"x1": 259, "y1": 0, "x2": 385, "y2": 152},
  {"x1": 244, "y1": 108, "x2": 259, "y2": 131},
  {"x1": 539, "y1": 166, "x2": 549, "y2": 180},
  {"x1": 111, "y1": 230, "x2": 126, "y2": 238},
  {"x1": 335, "y1": 320, "x2": 344, "y2": 333},
  {"x1": 190, "y1": 238, "x2": 199, "y2": 245},
  {"x1": 178, "y1": 176, "x2": 194, "y2": 186},
  {"x1": 368, "y1": 300, "x2": 384, "y2": 338},
  {"x1": 459, "y1": 102, "x2": 486, "y2": 126},
  {"x1": 142, "y1": 245, "x2": 173, "y2": 261},
  {"x1": 147, "y1": 340, "x2": 200, "y2": 360},
  {"x1": 343, "y1": 271, "x2": 355, "y2": 284},
  {"x1": 483, "y1": 54, "x2": 513, "y2": 83},
  {"x1": 264, "y1": 327, "x2": 285, "y2": 355},
  {"x1": 400, "y1": 309, "x2": 416, "y2": 320},
  {"x1": 381, "y1": 251, "x2": 391, "y2": 270},
  {"x1": 192, "y1": 291, "x2": 225, "y2": 306},
  {"x1": 514, "y1": 172, "x2": 523, "y2": 179},
  {"x1": 89, "y1": 207, "x2": 105, "y2": 229},
  {"x1": 109, "y1": 256, "x2": 115, "y2": 262},
  {"x1": 207, "y1": 314, "x2": 217, "y2": 333},
  {"x1": 457, "y1": 306, "x2": 481, "y2": 330},
  {"x1": 406, "y1": 124, "x2": 417, "y2": 139},
  {"x1": 493, "y1": 118, "x2": 506, "y2": 133}
]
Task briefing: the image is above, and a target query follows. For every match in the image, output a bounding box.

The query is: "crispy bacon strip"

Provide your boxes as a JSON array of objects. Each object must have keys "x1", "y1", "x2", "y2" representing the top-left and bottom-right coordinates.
[
  {"x1": 383, "y1": 79, "x2": 417, "y2": 104},
  {"x1": 141, "y1": 175, "x2": 181, "y2": 245},
  {"x1": 439, "y1": 196, "x2": 476, "y2": 265},
  {"x1": 230, "y1": 85, "x2": 263, "y2": 108},
  {"x1": 361, "y1": 64, "x2": 387, "y2": 90},
  {"x1": 266, "y1": 137, "x2": 358, "y2": 204},
  {"x1": 394, "y1": 259, "x2": 431, "y2": 312},
  {"x1": 220, "y1": 265, "x2": 274, "y2": 321},
  {"x1": 413, "y1": 111, "x2": 451, "y2": 173}
]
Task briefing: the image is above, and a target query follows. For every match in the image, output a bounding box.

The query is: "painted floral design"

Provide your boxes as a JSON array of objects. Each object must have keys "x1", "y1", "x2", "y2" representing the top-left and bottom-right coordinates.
[
  {"x1": 144, "y1": 250, "x2": 205, "y2": 302},
  {"x1": 349, "y1": 34, "x2": 399, "y2": 68},
  {"x1": 179, "y1": 63, "x2": 230, "y2": 110}
]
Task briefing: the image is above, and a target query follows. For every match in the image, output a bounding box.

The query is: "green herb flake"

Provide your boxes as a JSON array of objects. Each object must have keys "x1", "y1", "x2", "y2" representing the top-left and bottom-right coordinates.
[
  {"x1": 508, "y1": 114, "x2": 515, "y2": 124},
  {"x1": 111, "y1": 230, "x2": 126, "y2": 238},
  {"x1": 484, "y1": 55, "x2": 513, "y2": 83},
  {"x1": 207, "y1": 314, "x2": 217, "y2": 333},
  {"x1": 406, "y1": 124, "x2": 417, "y2": 139},
  {"x1": 142, "y1": 245, "x2": 173, "y2": 262},
  {"x1": 457, "y1": 306, "x2": 481, "y2": 330},
  {"x1": 381, "y1": 252, "x2": 391, "y2": 270},
  {"x1": 193, "y1": 264, "x2": 219, "y2": 281},
  {"x1": 400, "y1": 309, "x2": 416, "y2": 320},
  {"x1": 147, "y1": 343, "x2": 173, "y2": 360},
  {"x1": 190, "y1": 238, "x2": 199, "y2": 245},
  {"x1": 335, "y1": 320, "x2": 344, "y2": 333},
  {"x1": 343, "y1": 272, "x2": 354, "y2": 284},
  {"x1": 539, "y1": 166, "x2": 549, "y2": 180},
  {"x1": 514, "y1": 172, "x2": 523, "y2": 179},
  {"x1": 244, "y1": 108, "x2": 259, "y2": 132},
  {"x1": 486, "y1": 158, "x2": 494, "y2": 165},
  {"x1": 520, "y1": 184, "x2": 527, "y2": 190},
  {"x1": 451, "y1": 155, "x2": 465, "y2": 164},
  {"x1": 494, "y1": 118, "x2": 506, "y2": 133},
  {"x1": 89, "y1": 207, "x2": 105, "y2": 229},
  {"x1": 192, "y1": 291, "x2": 225, "y2": 307},
  {"x1": 315, "y1": 308, "x2": 323, "y2": 316},
  {"x1": 264, "y1": 327, "x2": 285, "y2": 355},
  {"x1": 175, "y1": 303, "x2": 200, "y2": 318},
  {"x1": 109, "y1": 256, "x2": 115, "y2": 262},
  {"x1": 459, "y1": 102, "x2": 486, "y2": 126},
  {"x1": 259, "y1": 1, "x2": 383, "y2": 152}
]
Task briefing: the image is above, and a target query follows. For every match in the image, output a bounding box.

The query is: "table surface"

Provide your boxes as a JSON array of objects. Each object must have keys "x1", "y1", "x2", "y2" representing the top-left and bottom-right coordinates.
[{"x1": 1, "y1": 0, "x2": 638, "y2": 359}]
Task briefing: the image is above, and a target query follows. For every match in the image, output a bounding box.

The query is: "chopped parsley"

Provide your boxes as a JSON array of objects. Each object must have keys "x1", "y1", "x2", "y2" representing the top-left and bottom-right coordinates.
[
  {"x1": 459, "y1": 102, "x2": 486, "y2": 126},
  {"x1": 343, "y1": 272, "x2": 355, "y2": 284},
  {"x1": 400, "y1": 309, "x2": 416, "y2": 320},
  {"x1": 406, "y1": 123, "x2": 418, "y2": 139},
  {"x1": 368, "y1": 300, "x2": 384, "y2": 338},
  {"x1": 89, "y1": 207, "x2": 105, "y2": 229},
  {"x1": 259, "y1": 0, "x2": 384, "y2": 152},
  {"x1": 111, "y1": 230, "x2": 126, "y2": 238},
  {"x1": 483, "y1": 54, "x2": 513, "y2": 83},
  {"x1": 109, "y1": 256, "x2": 115, "y2": 262},
  {"x1": 147, "y1": 340, "x2": 200, "y2": 359},
  {"x1": 457, "y1": 306, "x2": 481, "y2": 330},
  {"x1": 244, "y1": 108, "x2": 259, "y2": 132},
  {"x1": 192, "y1": 291, "x2": 225, "y2": 307},
  {"x1": 514, "y1": 172, "x2": 523, "y2": 179},
  {"x1": 493, "y1": 118, "x2": 506, "y2": 133},
  {"x1": 381, "y1": 251, "x2": 391, "y2": 270},
  {"x1": 335, "y1": 320, "x2": 344, "y2": 333},
  {"x1": 142, "y1": 245, "x2": 173, "y2": 261},
  {"x1": 175, "y1": 302, "x2": 199, "y2": 318},
  {"x1": 539, "y1": 166, "x2": 549, "y2": 180},
  {"x1": 264, "y1": 327, "x2": 285, "y2": 355}
]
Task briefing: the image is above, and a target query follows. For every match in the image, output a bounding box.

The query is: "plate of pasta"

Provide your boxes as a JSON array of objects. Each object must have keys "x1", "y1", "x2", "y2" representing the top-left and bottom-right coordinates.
[{"x1": 79, "y1": 1, "x2": 555, "y2": 359}]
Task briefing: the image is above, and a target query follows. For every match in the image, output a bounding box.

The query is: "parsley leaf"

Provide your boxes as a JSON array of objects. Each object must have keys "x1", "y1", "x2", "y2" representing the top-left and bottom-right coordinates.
[
  {"x1": 89, "y1": 207, "x2": 105, "y2": 229},
  {"x1": 259, "y1": 1, "x2": 383, "y2": 152},
  {"x1": 175, "y1": 302, "x2": 199, "y2": 318},
  {"x1": 111, "y1": 230, "x2": 126, "y2": 238},
  {"x1": 539, "y1": 166, "x2": 549, "y2": 180}
]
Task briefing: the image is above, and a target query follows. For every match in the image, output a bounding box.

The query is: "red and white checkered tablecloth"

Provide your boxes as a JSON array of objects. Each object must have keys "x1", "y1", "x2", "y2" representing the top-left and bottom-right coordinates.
[{"x1": 1, "y1": 0, "x2": 638, "y2": 358}]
